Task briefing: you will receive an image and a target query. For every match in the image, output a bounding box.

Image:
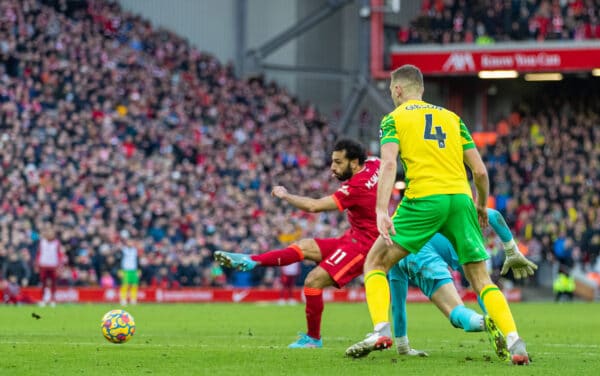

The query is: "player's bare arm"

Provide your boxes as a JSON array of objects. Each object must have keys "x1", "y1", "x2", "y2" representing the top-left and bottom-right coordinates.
[
  {"x1": 463, "y1": 148, "x2": 490, "y2": 229},
  {"x1": 272, "y1": 185, "x2": 338, "y2": 213},
  {"x1": 376, "y1": 142, "x2": 399, "y2": 244}
]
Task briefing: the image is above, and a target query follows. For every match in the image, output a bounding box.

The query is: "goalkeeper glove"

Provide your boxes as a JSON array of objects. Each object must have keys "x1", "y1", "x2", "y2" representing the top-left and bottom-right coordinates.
[{"x1": 500, "y1": 240, "x2": 538, "y2": 279}]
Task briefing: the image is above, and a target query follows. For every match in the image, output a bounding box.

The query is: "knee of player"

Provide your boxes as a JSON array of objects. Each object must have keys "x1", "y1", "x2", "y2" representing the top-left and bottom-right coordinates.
[
  {"x1": 304, "y1": 268, "x2": 331, "y2": 288},
  {"x1": 295, "y1": 239, "x2": 320, "y2": 261}
]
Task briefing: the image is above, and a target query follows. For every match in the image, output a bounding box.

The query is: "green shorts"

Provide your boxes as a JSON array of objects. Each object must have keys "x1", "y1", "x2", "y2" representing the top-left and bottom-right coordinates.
[
  {"x1": 121, "y1": 270, "x2": 139, "y2": 285},
  {"x1": 390, "y1": 194, "x2": 488, "y2": 265}
]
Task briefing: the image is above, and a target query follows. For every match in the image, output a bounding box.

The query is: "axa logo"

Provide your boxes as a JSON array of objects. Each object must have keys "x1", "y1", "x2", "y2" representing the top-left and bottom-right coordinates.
[{"x1": 442, "y1": 52, "x2": 475, "y2": 72}]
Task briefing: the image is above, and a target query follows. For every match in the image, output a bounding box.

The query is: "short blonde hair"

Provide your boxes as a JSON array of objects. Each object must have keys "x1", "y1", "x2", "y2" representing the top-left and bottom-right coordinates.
[{"x1": 390, "y1": 64, "x2": 424, "y2": 89}]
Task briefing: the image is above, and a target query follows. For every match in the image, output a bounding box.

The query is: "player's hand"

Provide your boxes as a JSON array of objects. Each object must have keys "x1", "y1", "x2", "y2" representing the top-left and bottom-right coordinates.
[
  {"x1": 476, "y1": 205, "x2": 489, "y2": 229},
  {"x1": 501, "y1": 246, "x2": 538, "y2": 279},
  {"x1": 271, "y1": 186, "x2": 288, "y2": 199},
  {"x1": 376, "y1": 210, "x2": 395, "y2": 246}
]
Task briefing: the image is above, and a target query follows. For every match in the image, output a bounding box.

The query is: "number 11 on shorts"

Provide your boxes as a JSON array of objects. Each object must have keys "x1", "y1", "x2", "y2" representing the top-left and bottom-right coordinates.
[{"x1": 326, "y1": 249, "x2": 347, "y2": 266}]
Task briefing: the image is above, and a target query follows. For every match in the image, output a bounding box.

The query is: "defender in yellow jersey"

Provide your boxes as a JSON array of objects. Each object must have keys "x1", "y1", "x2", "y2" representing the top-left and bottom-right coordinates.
[
  {"x1": 380, "y1": 98, "x2": 485, "y2": 260},
  {"x1": 346, "y1": 65, "x2": 532, "y2": 366},
  {"x1": 380, "y1": 101, "x2": 474, "y2": 199}
]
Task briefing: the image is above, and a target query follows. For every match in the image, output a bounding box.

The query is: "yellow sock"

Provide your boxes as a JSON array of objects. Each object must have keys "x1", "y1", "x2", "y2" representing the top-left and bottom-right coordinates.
[
  {"x1": 130, "y1": 285, "x2": 138, "y2": 302},
  {"x1": 120, "y1": 284, "x2": 128, "y2": 302},
  {"x1": 365, "y1": 270, "x2": 390, "y2": 327},
  {"x1": 480, "y1": 284, "x2": 517, "y2": 335}
]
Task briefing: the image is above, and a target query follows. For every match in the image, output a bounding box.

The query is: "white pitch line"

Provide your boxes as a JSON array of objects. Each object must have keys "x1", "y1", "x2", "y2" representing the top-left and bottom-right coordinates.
[
  {"x1": 1, "y1": 339, "x2": 597, "y2": 354},
  {"x1": 0, "y1": 340, "x2": 289, "y2": 350},
  {"x1": 543, "y1": 343, "x2": 599, "y2": 348},
  {"x1": 431, "y1": 339, "x2": 599, "y2": 348},
  {"x1": 0, "y1": 340, "x2": 205, "y2": 347}
]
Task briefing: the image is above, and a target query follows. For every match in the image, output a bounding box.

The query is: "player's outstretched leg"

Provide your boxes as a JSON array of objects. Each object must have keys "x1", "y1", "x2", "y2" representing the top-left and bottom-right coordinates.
[
  {"x1": 214, "y1": 251, "x2": 257, "y2": 271},
  {"x1": 345, "y1": 325, "x2": 393, "y2": 358},
  {"x1": 288, "y1": 333, "x2": 323, "y2": 349},
  {"x1": 479, "y1": 284, "x2": 530, "y2": 365},
  {"x1": 484, "y1": 315, "x2": 510, "y2": 361},
  {"x1": 508, "y1": 338, "x2": 530, "y2": 365}
]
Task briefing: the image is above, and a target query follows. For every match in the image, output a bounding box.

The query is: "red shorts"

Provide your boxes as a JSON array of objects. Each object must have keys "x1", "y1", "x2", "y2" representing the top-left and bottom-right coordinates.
[
  {"x1": 315, "y1": 233, "x2": 372, "y2": 288},
  {"x1": 280, "y1": 274, "x2": 296, "y2": 288},
  {"x1": 39, "y1": 267, "x2": 58, "y2": 284}
]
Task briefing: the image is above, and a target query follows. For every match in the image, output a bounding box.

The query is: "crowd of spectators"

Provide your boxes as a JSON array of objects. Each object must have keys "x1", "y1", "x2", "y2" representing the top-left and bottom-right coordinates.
[
  {"x1": 0, "y1": 0, "x2": 347, "y2": 294},
  {"x1": 392, "y1": 0, "x2": 600, "y2": 45},
  {"x1": 1, "y1": 0, "x2": 599, "y2": 298},
  {"x1": 481, "y1": 91, "x2": 600, "y2": 280}
]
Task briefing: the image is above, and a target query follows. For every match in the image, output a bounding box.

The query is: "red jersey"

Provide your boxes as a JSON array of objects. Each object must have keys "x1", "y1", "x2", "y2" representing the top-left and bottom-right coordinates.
[{"x1": 331, "y1": 158, "x2": 380, "y2": 245}]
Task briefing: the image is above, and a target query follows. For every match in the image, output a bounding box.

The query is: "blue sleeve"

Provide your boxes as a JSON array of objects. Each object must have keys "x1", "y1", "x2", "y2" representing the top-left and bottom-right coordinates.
[
  {"x1": 487, "y1": 208, "x2": 513, "y2": 243},
  {"x1": 389, "y1": 265, "x2": 409, "y2": 337}
]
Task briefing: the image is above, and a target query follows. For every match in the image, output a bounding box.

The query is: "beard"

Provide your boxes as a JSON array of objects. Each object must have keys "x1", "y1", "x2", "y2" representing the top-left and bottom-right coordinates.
[{"x1": 334, "y1": 166, "x2": 353, "y2": 181}]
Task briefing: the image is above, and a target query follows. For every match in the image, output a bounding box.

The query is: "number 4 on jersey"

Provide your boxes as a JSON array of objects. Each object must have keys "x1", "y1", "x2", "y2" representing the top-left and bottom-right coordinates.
[{"x1": 424, "y1": 113, "x2": 446, "y2": 148}]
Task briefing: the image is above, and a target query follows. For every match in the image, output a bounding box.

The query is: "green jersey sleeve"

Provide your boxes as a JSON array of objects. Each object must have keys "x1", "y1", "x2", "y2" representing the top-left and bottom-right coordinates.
[
  {"x1": 459, "y1": 119, "x2": 476, "y2": 150},
  {"x1": 380, "y1": 114, "x2": 399, "y2": 145}
]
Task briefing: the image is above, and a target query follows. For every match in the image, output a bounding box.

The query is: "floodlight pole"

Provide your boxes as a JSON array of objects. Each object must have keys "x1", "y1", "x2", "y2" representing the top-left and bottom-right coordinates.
[
  {"x1": 244, "y1": 0, "x2": 352, "y2": 74},
  {"x1": 238, "y1": 0, "x2": 393, "y2": 135},
  {"x1": 338, "y1": 0, "x2": 394, "y2": 134},
  {"x1": 338, "y1": 0, "x2": 370, "y2": 134},
  {"x1": 235, "y1": 0, "x2": 247, "y2": 76}
]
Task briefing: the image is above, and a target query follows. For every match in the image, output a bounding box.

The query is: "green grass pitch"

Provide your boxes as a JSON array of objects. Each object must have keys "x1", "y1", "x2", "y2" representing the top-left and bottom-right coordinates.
[{"x1": 1, "y1": 301, "x2": 598, "y2": 375}]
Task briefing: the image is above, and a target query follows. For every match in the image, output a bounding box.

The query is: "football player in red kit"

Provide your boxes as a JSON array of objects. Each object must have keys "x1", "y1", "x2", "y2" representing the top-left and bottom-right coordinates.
[{"x1": 215, "y1": 138, "x2": 379, "y2": 348}]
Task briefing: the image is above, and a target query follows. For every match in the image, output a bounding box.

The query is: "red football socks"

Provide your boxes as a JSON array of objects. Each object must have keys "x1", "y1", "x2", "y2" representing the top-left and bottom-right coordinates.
[
  {"x1": 250, "y1": 245, "x2": 304, "y2": 266},
  {"x1": 304, "y1": 287, "x2": 324, "y2": 340}
]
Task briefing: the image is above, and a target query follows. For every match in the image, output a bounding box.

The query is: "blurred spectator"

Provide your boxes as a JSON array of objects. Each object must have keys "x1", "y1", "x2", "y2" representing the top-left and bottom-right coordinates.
[
  {"x1": 390, "y1": 0, "x2": 600, "y2": 46},
  {"x1": 175, "y1": 255, "x2": 198, "y2": 287},
  {"x1": 2, "y1": 276, "x2": 34, "y2": 304},
  {"x1": 553, "y1": 230, "x2": 574, "y2": 267},
  {"x1": 553, "y1": 266, "x2": 575, "y2": 302},
  {"x1": 35, "y1": 227, "x2": 65, "y2": 306},
  {"x1": 279, "y1": 262, "x2": 300, "y2": 304},
  {"x1": 2, "y1": 249, "x2": 31, "y2": 287},
  {"x1": 118, "y1": 230, "x2": 140, "y2": 305},
  {"x1": 484, "y1": 233, "x2": 504, "y2": 282},
  {"x1": 209, "y1": 261, "x2": 226, "y2": 287},
  {"x1": 100, "y1": 269, "x2": 116, "y2": 288}
]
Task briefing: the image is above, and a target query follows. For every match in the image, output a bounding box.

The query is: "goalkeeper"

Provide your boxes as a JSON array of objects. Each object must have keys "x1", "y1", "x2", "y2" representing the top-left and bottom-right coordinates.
[{"x1": 390, "y1": 208, "x2": 536, "y2": 360}]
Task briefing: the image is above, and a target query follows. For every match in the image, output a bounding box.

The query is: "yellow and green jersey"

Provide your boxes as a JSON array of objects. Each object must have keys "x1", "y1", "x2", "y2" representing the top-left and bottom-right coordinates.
[{"x1": 380, "y1": 99, "x2": 475, "y2": 199}]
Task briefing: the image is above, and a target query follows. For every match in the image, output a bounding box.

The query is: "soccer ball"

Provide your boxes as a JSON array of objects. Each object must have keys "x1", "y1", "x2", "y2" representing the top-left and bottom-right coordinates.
[{"x1": 101, "y1": 309, "x2": 136, "y2": 344}]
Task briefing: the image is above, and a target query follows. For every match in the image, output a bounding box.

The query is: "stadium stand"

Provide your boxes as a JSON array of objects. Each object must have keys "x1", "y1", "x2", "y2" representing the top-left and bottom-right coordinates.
[
  {"x1": 0, "y1": 0, "x2": 346, "y2": 290},
  {"x1": 481, "y1": 92, "x2": 600, "y2": 279},
  {"x1": 393, "y1": 0, "x2": 600, "y2": 45},
  {"x1": 1, "y1": 0, "x2": 599, "y2": 295}
]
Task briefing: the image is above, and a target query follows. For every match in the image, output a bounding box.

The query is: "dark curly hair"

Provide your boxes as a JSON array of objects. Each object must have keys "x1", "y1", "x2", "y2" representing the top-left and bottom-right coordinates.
[{"x1": 333, "y1": 138, "x2": 367, "y2": 165}]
